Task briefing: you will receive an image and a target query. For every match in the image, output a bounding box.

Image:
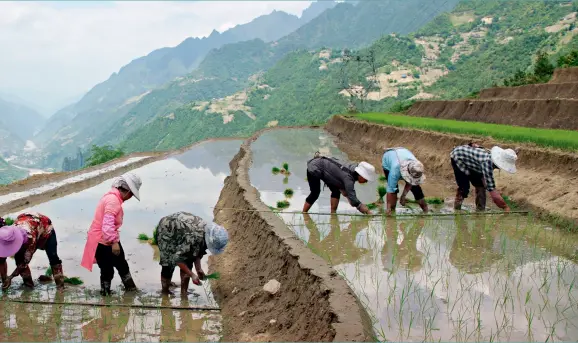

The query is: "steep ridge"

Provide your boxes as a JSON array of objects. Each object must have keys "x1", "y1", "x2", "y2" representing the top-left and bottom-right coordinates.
[
  {"x1": 406, "y1": 98, "x2": 578, "y2": 129},
  {"x1": 40, "y1": 0, "x2": 458, "y2": 170},
  {"x1": 34, "y1": 2, "x2": 337, "y2": 167},
  {"x1": 326, "y1": 115, "x2": 578, "y2": 228},
  {"x1": 480, "y1": 67, "x2": 578, "y2": 99},
  {"x1": 479, "y1": 82, "x2": 578, "y2": 100},
  {"x1": 408, "y1": 65, "x2": 578, "y2": 129},
  {"x1": 209, "y1": 129, "x2": 374, "y2": 341},
  {"x1": 550, "y1": 66, "x2": 578, "y2": 83}
]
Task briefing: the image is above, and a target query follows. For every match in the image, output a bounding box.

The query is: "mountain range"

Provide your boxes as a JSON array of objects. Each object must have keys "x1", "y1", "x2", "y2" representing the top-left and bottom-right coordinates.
[
  {"x1": 8, "y1": 0, "x2": 571, "y2": 178},
  {"x1": 33, "y1": 0, "x2": 460, "y2": 169}
]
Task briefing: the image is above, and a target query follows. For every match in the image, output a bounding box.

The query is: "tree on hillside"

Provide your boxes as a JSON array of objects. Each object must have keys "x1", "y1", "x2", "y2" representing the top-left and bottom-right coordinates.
[
  {"x1": 338, "y1": 48, "x2": 380, "y2": 113},
  {"x1": 533, "y1": 51, "x2": 555, "y2": 81},
  {"x1": 85, "y1": 145, "x2": 125, "y2": 167},
  {"x1": 557, "y1": 50, "x2": 578, "y2": 68}
]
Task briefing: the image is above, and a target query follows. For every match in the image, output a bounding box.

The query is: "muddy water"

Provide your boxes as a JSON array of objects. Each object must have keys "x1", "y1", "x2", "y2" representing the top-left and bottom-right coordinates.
[
  {"x1": 1, "y1": 139, "x2": 241, "y2": 341},
  {"x1": 249, "y1": 128, "x2": 578, "y2": 342}
]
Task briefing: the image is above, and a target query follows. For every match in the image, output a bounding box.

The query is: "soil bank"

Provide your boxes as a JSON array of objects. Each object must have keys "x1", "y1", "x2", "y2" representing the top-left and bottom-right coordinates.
[
  {"x1": 325, "y1": 115, "x2": 578, "y2": 229},
  {"x1": 209, "y1": 131, "x2": 374, "y2": 342},
  {"x1": 406, "y1": 98, "x2": 578, "y2": 130}
]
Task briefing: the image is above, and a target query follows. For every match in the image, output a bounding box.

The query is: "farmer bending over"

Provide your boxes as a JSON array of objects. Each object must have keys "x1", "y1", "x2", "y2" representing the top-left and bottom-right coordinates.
[
  {"x1": 0, "y1": 213, "x2": 65, "y2": 291},
  {"x1": 382, "y1": 147, "x2": 428, "y2": 215},
  {"x1": 450, "y1": 144, "x2": 517, "y2": 212},
  {"x1": 303, "y1": 153, "x2": 377, "y2": 214},
  {"x1": 155, "y1": 212, "x2": 228, "y2": 295}
]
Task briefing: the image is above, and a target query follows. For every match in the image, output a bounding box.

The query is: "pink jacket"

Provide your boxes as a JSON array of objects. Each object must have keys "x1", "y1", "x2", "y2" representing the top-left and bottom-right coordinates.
[{"x1": 80, "y1": 188, "x2": 124, "y2": 271}]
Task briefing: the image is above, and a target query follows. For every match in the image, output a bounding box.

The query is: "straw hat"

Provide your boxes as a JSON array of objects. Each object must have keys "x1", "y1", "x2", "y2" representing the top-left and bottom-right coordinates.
[
  {"x1": 205, "y1": 223, "x2": 229, "y2": 255},
  {"x1": 490, "y1": 146, "x2": 517, "y2": 174},
  {"x1": 400, "y1": 160, "x2": 426, "y2": 186},
  {"x1": 0, "y1": 225, "x2": 27, "y2": 258},
  {"x1": 354, "y1": 162, "x2": 377, "y2": 182},
  {"x1": 112, "y1": 173, "x2": 142, "y2": 201}
]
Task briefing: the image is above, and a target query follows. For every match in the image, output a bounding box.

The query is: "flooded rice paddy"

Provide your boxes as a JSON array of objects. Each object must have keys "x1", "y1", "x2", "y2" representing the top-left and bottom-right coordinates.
[
  {"x1": 1, "y1": 140, "x2": 241, "y2": 342},
  {"x1": 249, "y1": 128, "x2": 578, "y2": 342}
]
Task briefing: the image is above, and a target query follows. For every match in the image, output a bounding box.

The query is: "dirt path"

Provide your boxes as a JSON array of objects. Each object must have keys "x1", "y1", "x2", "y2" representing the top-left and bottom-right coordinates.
[{"x1": 209, "y1": 128, "x2": 374, "y2": 342}]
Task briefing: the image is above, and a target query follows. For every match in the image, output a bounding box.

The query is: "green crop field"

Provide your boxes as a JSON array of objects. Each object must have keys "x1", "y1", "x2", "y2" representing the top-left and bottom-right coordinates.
[{"x1": 355, "y1": 113, "x2": 578, "y2": 151}]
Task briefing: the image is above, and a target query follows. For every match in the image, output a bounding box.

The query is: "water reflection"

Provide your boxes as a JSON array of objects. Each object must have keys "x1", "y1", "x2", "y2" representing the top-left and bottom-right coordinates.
[
  {"x1": 249, "y1": 128, "x2": 578, "y2": 342},
  {"x1": 3, "y1": 139, "x2": 241, "y2": 306},
  {"x1": 250, "y1": 129, "x2": 377, "y2": 213}
]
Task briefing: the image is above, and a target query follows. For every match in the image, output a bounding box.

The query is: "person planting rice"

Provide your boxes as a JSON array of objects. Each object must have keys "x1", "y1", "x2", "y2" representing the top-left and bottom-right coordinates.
[
  {"x1": 155, "y1": 212, "x2": 228, "y2": 295},
  {"x1": 450, "y1": 144, "x2": 517, "y2": 212},
  {"x1": 81, "y1": 173, "x2": 142, "y2": 296},
  {"x1": 0, "y1": 213, "x2": 65, "y2": 291},
  {"x1": 381, "y1": 147, "x2": 428, "y2": 215},
  {"x1": 303, "y1": 152, "x2": 377, "y2": 214}
]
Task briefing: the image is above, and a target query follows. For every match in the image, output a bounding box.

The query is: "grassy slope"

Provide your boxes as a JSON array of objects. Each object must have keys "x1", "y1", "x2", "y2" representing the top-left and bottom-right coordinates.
[
  {"x1": 0, "y1": 157, "x2": 28, "y2": 185},
  {"x1": 356, "y1": 112, "x2": 578, "y2": 151}
]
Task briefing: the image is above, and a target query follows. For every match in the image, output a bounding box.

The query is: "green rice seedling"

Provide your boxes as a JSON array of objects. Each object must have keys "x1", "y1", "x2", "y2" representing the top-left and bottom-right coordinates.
[
  {"x1": 138, "y1": 233, "x2": 150, "y2": 241},
  {"x1": 356, "y1": 112, "x2": 578, "y2": 151},
  {"x1": 4, "y1": 217, "x2": 14, "y2": 225},
  {"x1": 377, "y1": 185, "x2": 387, "y2": 200},
  {"x1": 45, "y1": 266, "x2": 53, "y2": 277},
  {"x1": 271, "y1": 166, "x2": 281, "y2": 174},
  {"x1": 204, "y1": 272, "x2": 220, "y2": 280},
  {"x1": 283, "y1": 176, "x2": 289, "y2": 184},
  {"x1": 379, "y1": 175, "x2": 387, "y2": 182},
  {"x1": 282, "y1": 162, "x2": 289, "y2": 172},
  {"x1": 284, "y1": 188, "x2": 294, "y2": 197},
  {"x1": 151, "y1": 226, "x2": 158, "y2": 245},
  {"x1": 277, "y1": 200, "x2": 290, "y2": 209},
  {"x1": 367, "y1": 203, "x2": 378, "y2": 210},
  {"x1": 64, "y1": 277, "x2": 84, "y2": 285}
]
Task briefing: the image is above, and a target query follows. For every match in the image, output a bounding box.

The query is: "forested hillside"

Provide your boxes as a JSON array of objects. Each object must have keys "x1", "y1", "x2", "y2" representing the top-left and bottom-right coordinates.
[
  {"x1": 34, "y1": 2, "x2": 337, "y2": 168},
  {"x1": 39, "y1": 0, "x2": 578, "y2": 172},
  {"x1": 119, "y1": 0, "x2": 578, "y2": 154},
  {"x1": 0, "y1": 157, "x2": 27, "y2": 185}
]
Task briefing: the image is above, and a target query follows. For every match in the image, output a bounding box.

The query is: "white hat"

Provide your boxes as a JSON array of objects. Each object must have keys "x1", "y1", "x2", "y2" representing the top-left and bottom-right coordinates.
[
  {"x1": 354, "y1": 161, "x2": 377, "y2": 182},
  {"x1": 490, "y1": 146, "x2": 517, "y2": 174},
  {"x1": 112, "y1": 172, "x2": 142, "y2": 201},
  {"x1": 400, "y1": 160, "x2": 426, "y2": 186}
]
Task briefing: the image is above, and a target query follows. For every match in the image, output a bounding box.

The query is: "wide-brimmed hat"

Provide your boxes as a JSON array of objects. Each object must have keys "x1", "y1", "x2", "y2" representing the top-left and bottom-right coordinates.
[
  {"x1": 112, "y1": 172, "x2": 142, "y2": 201},
  {"x1": 0, "y1": 225, "x2": 27, "y2": 258},
  {"x1": 490, "y1": 146, "x2": 517, "y2": 174},
  {"x1": 354, "y1": 162, "x2": 377, "y2": 182},
  {"x1": 400, "y1": 160, "x2": 426, "y2": 186},
  {"x1": 205, "y1": 223, "x2": 229, "y2": 255}
]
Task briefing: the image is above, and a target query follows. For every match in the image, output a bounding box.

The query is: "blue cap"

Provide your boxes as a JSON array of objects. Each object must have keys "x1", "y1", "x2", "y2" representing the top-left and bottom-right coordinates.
[{"x1": 205, "y1": 223, "x2": 229, "y2": 255}]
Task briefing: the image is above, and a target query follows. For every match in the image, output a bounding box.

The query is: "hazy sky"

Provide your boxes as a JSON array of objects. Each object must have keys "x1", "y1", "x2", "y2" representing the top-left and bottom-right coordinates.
[{"x1": 0, "y1": 1, "x2": 312, "y2": 115}]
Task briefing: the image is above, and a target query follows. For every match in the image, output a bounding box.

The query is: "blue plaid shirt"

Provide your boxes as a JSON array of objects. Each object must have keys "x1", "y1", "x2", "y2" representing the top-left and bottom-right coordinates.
[{"x1": 450, "y1": 145, "x2": 496, "y2": 191}]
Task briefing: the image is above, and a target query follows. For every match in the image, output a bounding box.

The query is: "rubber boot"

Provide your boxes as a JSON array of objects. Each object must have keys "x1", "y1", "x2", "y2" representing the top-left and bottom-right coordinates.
[
  {"x1": 454, "y1": 190, "x2": 464, "y2": 210},
  {"x1": 100, "y1": 280, "x2": 112, "y2": 296},
  {"x1": 120, "y1": 272, "x2": 137, "y2": 292},
  {"x1": 475, "y1": 187, "x2": 487, "y2": 212},
  {"x1": 180, "y1": 270, "x2": 191, "y2": 296},
  {"x1": 51, "y1": 264, "x2": 65, "y2": 290},
  {"x1": 161, "y1": 277, "x2": 172, "y2": 295},
  {"x1": 21, "y1": 266, "x2": 34, "y2": 288}
]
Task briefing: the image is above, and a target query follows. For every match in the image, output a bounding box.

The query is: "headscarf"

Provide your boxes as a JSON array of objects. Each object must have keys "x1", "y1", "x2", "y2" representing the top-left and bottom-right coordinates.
[{"x1": 204, "y1": 223, "x2": 229, "y2": 255}]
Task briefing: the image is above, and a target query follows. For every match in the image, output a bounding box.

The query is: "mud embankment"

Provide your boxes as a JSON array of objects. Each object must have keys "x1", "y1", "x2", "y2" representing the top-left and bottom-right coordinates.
[
  {"x1": 406, "y1": 99, "x2": 578, "y2": 130},
  {"x1": 326, "y1": 115, "x2": 578, "y2": 229},
  {"x1": 209, "y1": 134, "x2": 374, "y2": 342},
  {"x1": 550, "y1": 66, "x2": 578, "y2": 84},
  {"x1": 479, "y1": 82, "x2": 578, "y2": 100}
]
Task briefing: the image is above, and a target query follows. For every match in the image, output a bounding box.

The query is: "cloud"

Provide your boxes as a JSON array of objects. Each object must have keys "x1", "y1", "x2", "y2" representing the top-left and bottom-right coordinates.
[{"x1": 0, "y1": 1, "x2": 312, "y2": 111}]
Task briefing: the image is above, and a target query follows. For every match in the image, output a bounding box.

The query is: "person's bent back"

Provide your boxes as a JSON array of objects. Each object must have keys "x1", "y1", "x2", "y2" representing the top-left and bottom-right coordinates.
[{"x1": 303, "y1": 154, "x2": 376, "y2": 214}]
